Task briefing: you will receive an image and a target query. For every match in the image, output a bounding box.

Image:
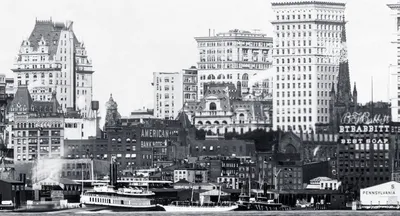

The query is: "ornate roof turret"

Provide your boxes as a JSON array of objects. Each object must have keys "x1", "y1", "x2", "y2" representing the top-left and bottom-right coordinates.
[{"x1": 105, "y1": 94, "x2": 121, "y2": 128}]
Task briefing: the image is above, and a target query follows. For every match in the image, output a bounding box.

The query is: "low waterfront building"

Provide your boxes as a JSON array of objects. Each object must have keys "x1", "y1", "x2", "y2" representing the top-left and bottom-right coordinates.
[
  {"x1": 173, "y1": 168, "x2": 208, "y2": 183},
  {"x1": 360, "y1": 181, "x2": 400, "y2": 208},
  {"x1": 217, "y1": 176, "x2": 239, "y2": 189},
  {"x1": 32, "y1": 177, "x2": 81, "y2": 202},
  {"x1": 0, "y1": 179, "x2": 26, "y2": 208},
  {"x1": 305, "y1": 177, "x2": 341, "y2": 190}
]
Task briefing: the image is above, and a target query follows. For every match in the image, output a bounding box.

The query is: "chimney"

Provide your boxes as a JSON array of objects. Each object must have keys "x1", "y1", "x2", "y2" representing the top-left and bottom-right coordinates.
[
  {"x1": 209, "y1": 29, "x2": 211, "y2": 37},
  {"x1": 213, "y1": 29, "x2": 215, "y2": 36}
]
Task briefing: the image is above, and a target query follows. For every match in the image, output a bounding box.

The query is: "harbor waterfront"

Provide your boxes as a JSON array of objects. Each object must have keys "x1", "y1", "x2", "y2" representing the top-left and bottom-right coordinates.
[
  {"x1": 1, "y1": 0, "x2": 400, "y2": 215},
  {"x1": 2, "y1": 210, "x2": 400, "y2": 216}
]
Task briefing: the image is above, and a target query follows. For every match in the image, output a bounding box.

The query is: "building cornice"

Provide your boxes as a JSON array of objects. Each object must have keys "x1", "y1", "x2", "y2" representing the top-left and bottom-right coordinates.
[
  {"x1": 195, "y1": 36, "x2": 273, "y2": 43},
  {"x1": 271, "y1": 1, "x2": 345, "y2": 7},
  {"x1": 271, "y1": 20, "x2": 345, "y2": 25},
  {"x1": 11, "y1": 68, "x2": 62, "y2": 72}
]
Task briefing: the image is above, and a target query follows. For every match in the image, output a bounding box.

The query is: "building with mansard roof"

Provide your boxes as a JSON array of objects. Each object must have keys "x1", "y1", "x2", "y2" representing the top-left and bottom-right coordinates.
[
  {"x1": 11, "y1": 19, "x2": 94, "y2": 118},
  {"x1": 7, "y1": 85, "x2": 64, "y2": 162},
  {"x1": 184, "y1": 83, "x2": 272, "y2": 135}
]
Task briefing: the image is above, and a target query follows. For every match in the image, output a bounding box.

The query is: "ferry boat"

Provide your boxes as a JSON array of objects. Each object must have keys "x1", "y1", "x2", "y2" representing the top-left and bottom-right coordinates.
[
  {"x1": 161, "y1": 201, "x2": 238, "y2": 212},
  {"x1": 80, "y1": 185, "x2": 163, "y2": 212}
]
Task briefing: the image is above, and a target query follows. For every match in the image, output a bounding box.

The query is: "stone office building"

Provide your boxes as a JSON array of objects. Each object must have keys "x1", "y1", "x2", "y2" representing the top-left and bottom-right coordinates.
[{"x1": 8, "y1": 85, "x2": 64, "y2": 162}]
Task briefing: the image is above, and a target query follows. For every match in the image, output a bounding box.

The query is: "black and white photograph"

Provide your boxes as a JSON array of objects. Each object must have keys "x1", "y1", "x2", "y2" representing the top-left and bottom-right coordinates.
[{"x1": 0, "y1": 0, "x2": 399, "y2": 215}]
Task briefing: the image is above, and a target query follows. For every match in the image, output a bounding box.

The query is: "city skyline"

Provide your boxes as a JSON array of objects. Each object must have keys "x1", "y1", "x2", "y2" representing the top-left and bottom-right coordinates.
[{"x1": 0, "y1": 0, "x2": 394, "y2": 118}]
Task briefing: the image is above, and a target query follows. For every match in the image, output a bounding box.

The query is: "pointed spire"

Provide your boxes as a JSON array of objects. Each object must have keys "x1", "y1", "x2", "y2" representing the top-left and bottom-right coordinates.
[
  {"x1": 336, "y1": 16, "x2": 352, "y2": 106},
  {"x1": 341, "y1": 15, "x2": 347, "y2": 43},
  {"x1": 353, "y1": 82, "x2": 357, "y2": 94}
]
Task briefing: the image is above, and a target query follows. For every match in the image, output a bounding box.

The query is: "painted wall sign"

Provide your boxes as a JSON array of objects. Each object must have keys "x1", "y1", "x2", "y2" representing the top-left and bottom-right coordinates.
[
  {"x1": 339, "y1": 125, "x2": 390, "y2": 133},
  {"x1": 340, "y1": 138, "x2": 389, "y2": 145},
  {"x1": 140, "y1": 129, "x2": 178, "y2": 138},
  {"x1": 341, "y1": 112, "x2": 390, "y2": 125}
]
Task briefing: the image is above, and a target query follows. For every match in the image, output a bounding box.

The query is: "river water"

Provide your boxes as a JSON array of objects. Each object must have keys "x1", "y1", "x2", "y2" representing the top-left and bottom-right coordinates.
[{"x1": 3, "y1": 210, "x2": 400, "y2": 216}]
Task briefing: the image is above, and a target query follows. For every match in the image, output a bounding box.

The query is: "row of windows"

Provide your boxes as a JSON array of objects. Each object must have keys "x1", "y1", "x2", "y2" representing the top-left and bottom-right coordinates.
[
  {"x1": 276, "y1": 23, "x2": 342, "y2": 32},
  {"x1": 276, "y1": 40, "x2": 312, "y2": 48},
  {"x1": 277, "y1": 125, "x2": 314, "y2": 132},
  {"x1": 277, "y1": 116, "x2": 313, "y2": 123},
  {"x1": 277, "y1": 82, "x2": 312, "y2": 89},
  {"x1": 198, "y1": 63, "x2": 269, "y2": 70},
  {"x1": 276, "y1": 108, "x2": 312, "y2": 115},
  {"x1": 198, "y1": 41, "x2": 270, "y2": 47}
]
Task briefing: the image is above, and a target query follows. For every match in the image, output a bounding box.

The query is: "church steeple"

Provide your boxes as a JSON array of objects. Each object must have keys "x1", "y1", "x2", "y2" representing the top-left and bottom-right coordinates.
[
  {"x1": 336, "y1": 16, "x2": 352, "y2": 106},
  {"x1": 353, "y1": 82, "x2": 358, "y2": 107}
]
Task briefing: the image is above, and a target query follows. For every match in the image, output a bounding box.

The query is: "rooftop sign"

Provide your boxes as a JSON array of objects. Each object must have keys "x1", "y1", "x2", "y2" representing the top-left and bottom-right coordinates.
[{"x1": 341, "y1": 112, "x2": 390, "y2": 125}]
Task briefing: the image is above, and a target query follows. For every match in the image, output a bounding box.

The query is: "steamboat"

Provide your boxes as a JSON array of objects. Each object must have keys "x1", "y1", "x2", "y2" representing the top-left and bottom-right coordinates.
[{"x1": 80, "y1": 184, "x2": 163, "y2": 211}]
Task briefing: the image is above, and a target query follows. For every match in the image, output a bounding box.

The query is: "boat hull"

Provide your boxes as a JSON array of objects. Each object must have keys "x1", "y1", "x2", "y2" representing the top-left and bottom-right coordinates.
[
  {"x1": 82, "y1": 203, "x2": 164, "y2": 212},
  {"x1": 161, "y1": 205, "x2": 238, "y2": 212}
]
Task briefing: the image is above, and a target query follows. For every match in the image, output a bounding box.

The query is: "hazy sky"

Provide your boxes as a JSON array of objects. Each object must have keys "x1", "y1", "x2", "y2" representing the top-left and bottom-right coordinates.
[{"x1": 0, "y1": 0, "x2": 396, "y2": 118}]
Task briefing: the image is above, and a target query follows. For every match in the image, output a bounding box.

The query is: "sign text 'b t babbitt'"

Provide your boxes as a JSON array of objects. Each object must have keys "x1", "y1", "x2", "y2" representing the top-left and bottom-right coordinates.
[{"x1": 341, "y1": 112, "x2": 390, "y2": 125}]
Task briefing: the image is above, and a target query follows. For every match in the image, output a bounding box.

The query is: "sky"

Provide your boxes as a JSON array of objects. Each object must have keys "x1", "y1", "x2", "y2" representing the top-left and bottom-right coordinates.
[{"x1": 0, "y1": 0, "x2": 396, "y2": 120}]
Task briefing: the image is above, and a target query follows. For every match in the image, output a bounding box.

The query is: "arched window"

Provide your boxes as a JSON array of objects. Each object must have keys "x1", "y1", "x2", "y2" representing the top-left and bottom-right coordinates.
[
  {"x1": 217, "y1": 74, "x2": 225, "y2": 79},
  {"x1": 49, "y1": 73, "x2": 53, "y2": 78},
  {"x1": 242, "y1": 73, "x2": 249, "y2": 80},
  {"x1": 208, "y1": 74, "x2": 216, "y2": 80},
  {"x1": 209, "y1": 102, "x2": 217, "y2": 110}
]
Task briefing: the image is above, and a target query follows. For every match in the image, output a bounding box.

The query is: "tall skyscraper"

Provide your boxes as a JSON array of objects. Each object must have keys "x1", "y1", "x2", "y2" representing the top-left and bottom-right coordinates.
[
  {"x1": 388, "y1": 1, "x2": 400, "y2": 122},
  {"x1": 194, "y1": 29, "x2": 273, "y2": 99},
  {"x1": 12, "y1": 19, "x2": 94, "y2": 117},
  {"x1": 271, "y1": 0, "x2": 346, "y2": 133}
]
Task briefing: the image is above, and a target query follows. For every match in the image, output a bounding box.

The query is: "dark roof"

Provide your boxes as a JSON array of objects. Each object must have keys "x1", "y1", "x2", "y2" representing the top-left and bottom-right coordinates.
[
  {"x1": 27, "y1": 20, "x2": 80, "y2": 61},
  {"x1": 176, "y1": 111, "x2": 192, "y2": 128},
  {"x1": 9, "y1": 85, "x2": 33, "y2": 113},
  {"x1": 28, "y1": 20, "x2": 62, "y2": 61},
  {"x1": 175, "y1": 179, "x2": 190, "y2": 184},
  {"x1": 58, "y1": 178, "x2": 78, "y2": 185},
  {"x1": 9, "y1": 85, "x2": 62, "y2": 116},
  {"x1": 0, "y1": 179, "x2": 24, "y2": 184}
]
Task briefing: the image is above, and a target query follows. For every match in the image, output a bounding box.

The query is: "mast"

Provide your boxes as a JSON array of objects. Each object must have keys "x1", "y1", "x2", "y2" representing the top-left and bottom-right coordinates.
[
  {"x1": 191, "y1": 183, "x2": 194, "y2": 203},
  {"x1": 81, "y1": 162, "x2": 84, "y2": 195},
  {"x1": 217, "y1": 183, "x2": 222, "y2": 203},
  {"x1": 248, "y1": 165, "x2": 251, "y2": 197}
]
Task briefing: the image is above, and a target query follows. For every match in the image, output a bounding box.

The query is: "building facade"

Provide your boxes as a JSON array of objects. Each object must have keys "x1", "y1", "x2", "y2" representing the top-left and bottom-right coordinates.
[
  {"x1": 153, "y1": 72, "x2": 183, "y2": 119},
  {"x1": 173, "y1": 168, "x2": 208, "y2": 183},
  {"x1": 337, "y1": 113, "x2": 392, "y2": 199},
  {"x1": 388, "y1": 2, "x2": 400, "y2": 122},
  {"x1": 271, "y1": 1, "x2": 346, "y2": 133},
  {"x1": 8, "y1": 85, "x2": 64, "y2": 162},
  {"x1": 195, "y1": 29, "x2": 273, "y2": 99},
  {"x1": 12, "y1": 19, "x2": 94, "y2": 117},
  {"x1": 182, "y1": 67, "x2": 198, "y2": 103},
  {"x1": 104, "y1": 95, "x2": 192, "y2": 169},
  {"x1": 184, "y1": 83, "x2": 272, "y2": 135}
]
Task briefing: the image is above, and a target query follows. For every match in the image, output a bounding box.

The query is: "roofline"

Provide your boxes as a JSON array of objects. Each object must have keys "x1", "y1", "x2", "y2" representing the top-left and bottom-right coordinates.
[
  {"x1": 195, "y1": 36, "x2": 273, "y2": 42},
  {"x1": 271, "y1": 1, "x2": 346, "y2": 6}
]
